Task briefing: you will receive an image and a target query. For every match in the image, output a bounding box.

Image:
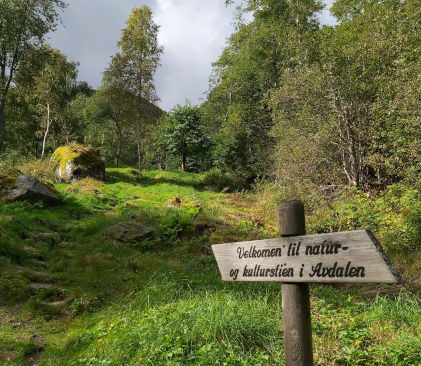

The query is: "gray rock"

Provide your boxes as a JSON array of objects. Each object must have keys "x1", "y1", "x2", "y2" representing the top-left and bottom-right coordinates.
[
  {"x1": 108, "y1": 222, "x2": 154, "y2": 243},
  {"x1": 0, "y1": 169, "x2": 60, "y2": 205}
]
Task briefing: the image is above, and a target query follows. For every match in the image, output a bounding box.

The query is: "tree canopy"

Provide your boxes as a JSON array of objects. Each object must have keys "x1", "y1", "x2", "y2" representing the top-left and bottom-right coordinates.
[
  {"x1": 0, "y1": 0, "x2": 66, "y2": 150},
  {"x1": 164, "y1": 103, "x2": 211, "y2": 172},
  {"x1": 0, "y1": 0, "x2": 418, "y2": 190},
  {"x1": 104, "y1": 6, "x2": 163, "y2": 180},
  {"x1": 202, "y1": 0, "x2": 420, "y2": 188}
]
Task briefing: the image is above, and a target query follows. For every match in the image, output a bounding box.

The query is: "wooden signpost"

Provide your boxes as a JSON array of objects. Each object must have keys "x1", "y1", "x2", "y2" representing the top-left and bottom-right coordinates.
[{"x1": 212, "y1": 200, "x2": 403, "y2": 366}]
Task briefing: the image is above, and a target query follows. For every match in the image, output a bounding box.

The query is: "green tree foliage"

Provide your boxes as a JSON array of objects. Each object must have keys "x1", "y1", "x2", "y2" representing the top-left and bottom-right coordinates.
[
  {"x1": 204, "y1": 0, "x2": 323, "y2": 185},
  {"x1": 4, "y1": 87, "x2": 39, "y2": 159},
  {"x1": 0, "y1": 0, "x2": 66, "y2": 150},
  {"x1": 104, "y1": 6, "x2": 163, "y2": 180},
  {"x1": 31, "y1": 47, "x2": 78, "y2": 158},
  {"x1": 164, "y1": 104, "x2": 212, "y2": 172},
  {"x1": 81, "y1": 86, "x2": 163, "y2": 166},
  {"x1": 83, "y1": 88, "x2": 122, "y2": 164},
  {"x1": 141, "y1": 113, "x2": 168, "y2": 170},
  {"x1": 205, "y1": 0, "x2": 419, "y2": 190},
  {"x1": 268, "y1": 0, "x2": 420, "y2": 188},
  {"x1": 4, "y1": 46, "x2": 85, "y2": 160}
]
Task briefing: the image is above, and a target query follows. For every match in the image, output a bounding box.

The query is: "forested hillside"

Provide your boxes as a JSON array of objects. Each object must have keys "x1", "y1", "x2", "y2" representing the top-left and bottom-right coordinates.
[
  {"x1": 0, "y1": 0, "x2": 420, "y2": 365},
  {"x1": 1, "y1": 0, "x2": 419, "y2": 188},
  {"x1": 203, "y1": 0, "x2": 420, "y2": 189}
]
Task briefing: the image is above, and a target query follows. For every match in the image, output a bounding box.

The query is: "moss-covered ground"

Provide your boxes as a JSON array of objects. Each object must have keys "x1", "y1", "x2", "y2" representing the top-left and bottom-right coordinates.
[{"x1": 0, "y1": 168, "x2": 420, "y2": 365}]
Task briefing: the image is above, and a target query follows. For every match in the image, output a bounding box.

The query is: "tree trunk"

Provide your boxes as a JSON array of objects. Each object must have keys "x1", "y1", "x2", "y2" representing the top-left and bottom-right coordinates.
[
  {"x1": 181, "y1": 153, "x2": 186, "y2": 171},
  {"x1": 114, "y1": 119, "x2": 122, "y2": 166},
  {"x1": 41, "y1": 103, "x2": 51, "y2": 160},
  {"x1": 101, "y1": 131, "x2": 105, "y2": 158},
  {"x1": 136, "y1": 123, "x2": 142, "y2": 181},
  {"x1": 0, "y1": 98, "x2": 6, "y2": 151},
  {"x1": 137, "y1": 142, "x2": 142, "y2": 181},
  {"x1": 344, "y1": 109, "x2": 359, "y2": 187}
]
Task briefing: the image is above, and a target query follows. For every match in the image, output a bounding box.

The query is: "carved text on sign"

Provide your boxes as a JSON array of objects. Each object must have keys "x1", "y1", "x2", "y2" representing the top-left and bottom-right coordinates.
[{"x1": 212, "y1": 230, "x2": 403, "y2": 284}]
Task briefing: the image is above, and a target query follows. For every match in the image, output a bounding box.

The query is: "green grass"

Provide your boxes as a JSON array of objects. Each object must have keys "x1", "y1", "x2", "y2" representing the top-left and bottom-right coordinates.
[{"x1": 0, "y1": 167, "x2": 420, "y2": 365}]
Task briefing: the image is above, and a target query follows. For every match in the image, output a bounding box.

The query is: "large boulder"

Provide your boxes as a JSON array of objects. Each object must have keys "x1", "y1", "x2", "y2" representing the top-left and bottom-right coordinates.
[
  {"x1": 0, "y1": 169, "x2": 60, "y2": 205},
  {"x1": 51, "y1": 143, "x2": 105, "y2": 183},
  {"x1": 107, "y1": 222, "x2": 154, "y2": 243}
]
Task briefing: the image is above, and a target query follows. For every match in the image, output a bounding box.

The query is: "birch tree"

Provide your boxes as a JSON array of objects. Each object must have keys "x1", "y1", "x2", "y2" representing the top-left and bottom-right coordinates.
[
  {"x1": 104, "y1": 6, "x2": 162, "y2": 181},
  {"x1": 31, "y1": 47, "x2": 77, "y2": 159}
]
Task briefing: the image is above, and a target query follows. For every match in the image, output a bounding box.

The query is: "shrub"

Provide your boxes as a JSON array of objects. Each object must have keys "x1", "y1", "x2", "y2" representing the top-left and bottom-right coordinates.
[
  {"x1": 250, "y1": 181, "x2": 420, "y2": 253},
  {"x1": 0, "y1": 274, "x2": 32, "y2": 304},
  {"x1": 66, "y1": 178, "x2": 104, "y2": 194},
  {"x1": 307, "y1": 184, "x2": 420, "y2": 252},
  {"x1": 198, "y1": 168, "x2": 235, "y2": 192},
  {"x1": 0, "y1": 149, "x2": 26, "y2": 172},
  {"x1": 0, "y1": 237, "x2": 23, "y2": 264},
  {"x1": 158, "y1": 207, "x2": 200, "y2": 244},
  {"x1": 17, "y1": 158, "x2": 56, "y2": 183}
]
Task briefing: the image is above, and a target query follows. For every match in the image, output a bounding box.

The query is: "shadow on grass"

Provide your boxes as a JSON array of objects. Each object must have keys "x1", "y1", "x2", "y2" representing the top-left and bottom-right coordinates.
[
  {"x1": 106, "y1": 170, "x2": 139, "y2": 184},
  {"x1": 0, "y1": 195, "x2": 93, "y2": 261},
  {"x1": 106, "y1": 170, "x2": 203, "y2": 190},
  {"x1": 0, "y1": 172, "x2": 248, "y2": 320}
]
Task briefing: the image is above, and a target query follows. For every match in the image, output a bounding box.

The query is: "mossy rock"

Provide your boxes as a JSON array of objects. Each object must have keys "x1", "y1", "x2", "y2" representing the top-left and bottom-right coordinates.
[
  {"x1": 0, "y1": 169, "x2": 60, "y2": 205},
  {"x1": 50, "y1": 143, "x2": 105, "y2": 183}
]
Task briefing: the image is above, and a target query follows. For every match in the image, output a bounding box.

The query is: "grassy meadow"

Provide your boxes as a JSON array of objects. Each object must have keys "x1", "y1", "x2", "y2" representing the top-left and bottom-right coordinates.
[{"x1": 0, "y1": 168, "x2": 420, "y2": 365}]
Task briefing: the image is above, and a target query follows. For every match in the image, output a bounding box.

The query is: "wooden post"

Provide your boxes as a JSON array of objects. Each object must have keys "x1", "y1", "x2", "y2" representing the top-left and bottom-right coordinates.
[{"x1": 278, "y1": 200, "x2": 313, "y2": 366}]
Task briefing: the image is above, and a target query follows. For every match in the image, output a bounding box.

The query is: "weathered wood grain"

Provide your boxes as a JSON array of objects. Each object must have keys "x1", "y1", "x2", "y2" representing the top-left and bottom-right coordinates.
[
  {"x1": 212, "y1": 230, "x2": 403, "y2": 284},
  {"x1": 278, "y1": 199, "x2": 313, "y2": 366}
]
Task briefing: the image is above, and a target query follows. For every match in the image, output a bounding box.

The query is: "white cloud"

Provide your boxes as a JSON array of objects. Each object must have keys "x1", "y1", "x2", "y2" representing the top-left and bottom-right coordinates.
[
  {"x1": 153, "y1": 0, "x2": 236, "y2": 110},
  {"x1": 48, "y1": 0, "x2": 336, "y2": 112}
]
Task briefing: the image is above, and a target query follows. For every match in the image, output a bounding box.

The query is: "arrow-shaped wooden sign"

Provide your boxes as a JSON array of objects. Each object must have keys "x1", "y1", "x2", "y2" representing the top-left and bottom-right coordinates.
[{"x1": 212, "y1": 230, "x2": 403, "y2": 284}]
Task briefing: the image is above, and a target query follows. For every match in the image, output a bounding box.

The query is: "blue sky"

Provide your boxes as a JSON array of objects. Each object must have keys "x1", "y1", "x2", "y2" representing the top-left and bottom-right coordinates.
[{"x1": 48, "y1": 0, "x2": 336, "y2": 111}]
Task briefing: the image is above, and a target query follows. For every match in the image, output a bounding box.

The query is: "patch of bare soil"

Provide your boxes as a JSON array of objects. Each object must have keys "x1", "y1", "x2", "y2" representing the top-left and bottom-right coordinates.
[{"x1": 25, "y1": 335, "x2": 45, "y2": 366}]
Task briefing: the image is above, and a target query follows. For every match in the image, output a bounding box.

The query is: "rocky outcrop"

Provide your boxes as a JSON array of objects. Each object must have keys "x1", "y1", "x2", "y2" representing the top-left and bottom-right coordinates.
[
  {"x1": 0, "y1": 169, "x2": 60, "y2": 205},
  {"x1": 51, "y1": 143, "x2": 105, "y2": 183},
  {"x1": 108, "y1": 222, "x2": 154, "y2": 243}
]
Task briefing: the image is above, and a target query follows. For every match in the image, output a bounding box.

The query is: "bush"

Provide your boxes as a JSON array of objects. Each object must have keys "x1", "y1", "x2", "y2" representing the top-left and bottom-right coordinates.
[
  {"x1": 249, "y1": 179, "x2": 328, "y2": 232},
  {"x1": 307, "y1": 184, "x2": 420, "y2": 252},
  {"x1": 198, "y1": 168, "x2": 235, "y2": 192},
  {"x1": 0, "y1": 274, "x2": 32, "y2": 304},
  {"x1": 16, "y1": 158, "x2": 56, "y2": 183},
  {"x1": 158, "y1": 207, "x2": 200, "y2": 244},
  {"x1": 250, "y1": 181, "x2": 420, "y2": 253},
  {"x1": 66, "y1": 178, "x2": 104, "y2": 194},
  {"x1": 0, "y1": 148, "x2": 26, "y2": 172},
  {"x1": 0, "y1": 238, "x2": 23, "y2": 264}
]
